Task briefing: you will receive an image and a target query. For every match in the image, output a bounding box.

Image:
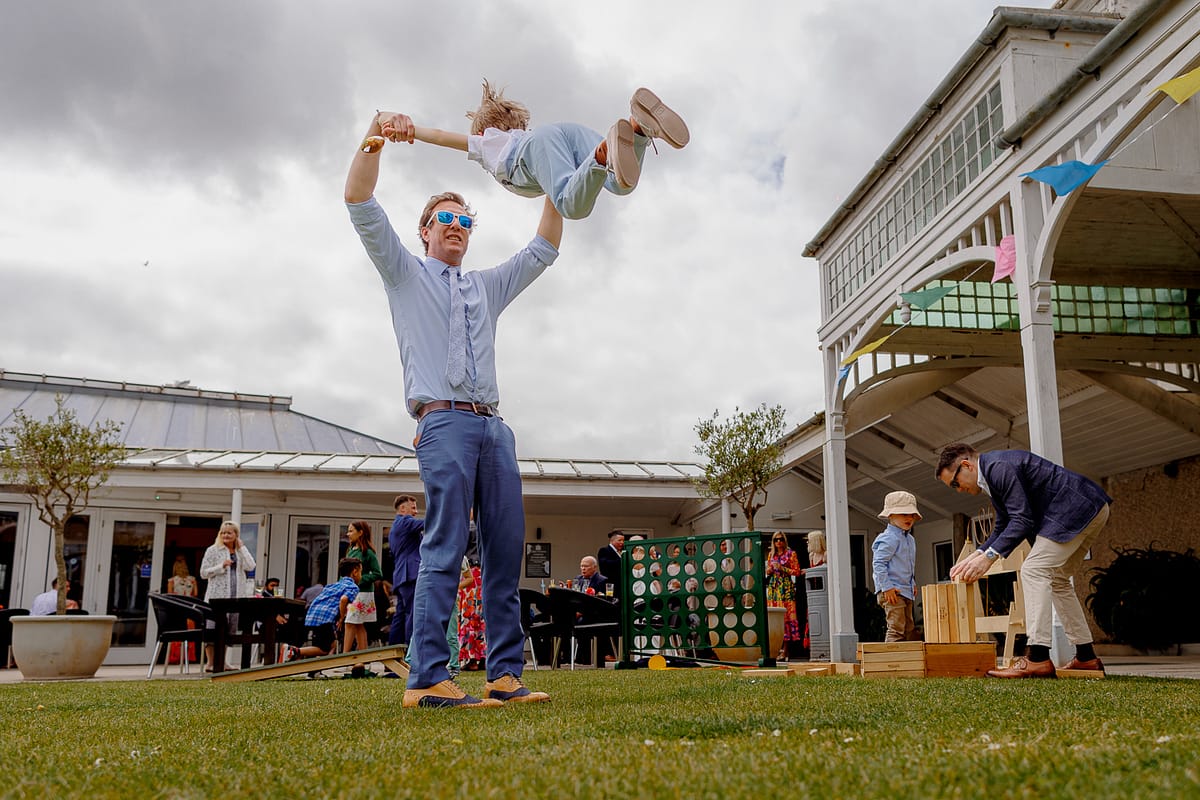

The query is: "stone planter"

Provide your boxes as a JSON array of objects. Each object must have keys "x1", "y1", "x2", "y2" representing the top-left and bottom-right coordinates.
[{"x1": 11, "y1": 615, "x2": 117, "y2": 680}]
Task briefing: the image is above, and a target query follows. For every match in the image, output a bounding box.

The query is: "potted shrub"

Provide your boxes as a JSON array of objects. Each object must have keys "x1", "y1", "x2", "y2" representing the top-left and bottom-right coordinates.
[
  {"x1": 1086, "y1": 543, "x2": 1200, "y2": 653},
  {"x1": 0, "y1": 395, "x2": 124, "y2": 679}
]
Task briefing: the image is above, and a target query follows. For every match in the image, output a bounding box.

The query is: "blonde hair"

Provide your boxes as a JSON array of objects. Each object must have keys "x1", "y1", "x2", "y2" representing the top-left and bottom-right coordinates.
[
  {"x1": 172, "y1": 556, "x2": 191, "y2": 579},
  {"x1": 466, "y1": 79, "x2": 530, "y2": 135},
  {"x1": 214, "y1": 521, "x2": 240, "y2": 545},
  {"x1": 807, "y1": 530, "x2": 826, "y2": 555}
]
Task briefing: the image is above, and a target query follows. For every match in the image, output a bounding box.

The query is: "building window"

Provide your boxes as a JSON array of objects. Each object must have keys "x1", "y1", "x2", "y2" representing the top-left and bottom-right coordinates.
[
  {"x1": 887, "y1": 281, "x2": 1199, "y2": 335},
  {"x1": 827, "y1": 82, "x2": 1004, "y2": 313}
]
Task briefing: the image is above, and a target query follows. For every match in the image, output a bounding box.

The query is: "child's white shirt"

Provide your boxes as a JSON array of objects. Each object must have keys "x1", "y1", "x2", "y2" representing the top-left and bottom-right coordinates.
[{"x1": 466, "y1": 128, "x2": 542, "y2": 197}]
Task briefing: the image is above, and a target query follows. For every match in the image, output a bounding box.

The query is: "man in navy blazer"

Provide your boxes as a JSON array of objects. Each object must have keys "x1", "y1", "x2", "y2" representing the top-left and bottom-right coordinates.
[
  {"x1": 937, "y1": 444, "x2": 1111, "y2": 678},
  {"x1": 388, "y1": 495, "x2": 426, "y2": 646}
]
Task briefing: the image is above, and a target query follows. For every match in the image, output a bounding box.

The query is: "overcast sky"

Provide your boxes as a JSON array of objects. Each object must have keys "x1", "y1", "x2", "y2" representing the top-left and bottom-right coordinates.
[{"x1": 1, "y1": 0, "x2": 1056, "y2": 461}]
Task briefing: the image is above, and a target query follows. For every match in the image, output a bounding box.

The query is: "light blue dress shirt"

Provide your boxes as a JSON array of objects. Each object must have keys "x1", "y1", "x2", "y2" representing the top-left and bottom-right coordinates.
[
  {"x1": 871, "y1": 523, "x2": 917, "y2": 600},
  {"x1": 347, "y1": 197, "x2": 559, "y2": 416}
]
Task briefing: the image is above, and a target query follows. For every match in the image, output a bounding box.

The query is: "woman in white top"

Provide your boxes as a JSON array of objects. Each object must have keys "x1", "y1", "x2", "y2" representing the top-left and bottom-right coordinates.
[
  {"x1": 167, "y1": 555, "x2": 197, "y2": 597},
  {"x1": 199, "y1": 521, "x2": 255, "y2": 670}
]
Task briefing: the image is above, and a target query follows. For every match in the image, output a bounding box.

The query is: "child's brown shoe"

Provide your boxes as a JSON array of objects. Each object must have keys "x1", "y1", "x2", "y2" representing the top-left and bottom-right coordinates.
[
  {"x1": 630, "y1": 88, "x2": 689, "y2": 149},
  {"x1": 606, "y1": 119, "x2": 640, "y2": 190}
]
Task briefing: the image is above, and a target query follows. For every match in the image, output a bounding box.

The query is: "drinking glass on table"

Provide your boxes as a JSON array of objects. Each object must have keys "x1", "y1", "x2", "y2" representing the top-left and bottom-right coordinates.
[{"x1": 605, "y1": 583, "x2": 614, "y2": 598}]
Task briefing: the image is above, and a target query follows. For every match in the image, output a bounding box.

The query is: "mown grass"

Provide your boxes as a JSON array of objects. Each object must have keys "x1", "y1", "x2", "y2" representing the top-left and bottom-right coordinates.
[{"x1": 2, "y1": 669, "x2": 1199, "y2": 799}]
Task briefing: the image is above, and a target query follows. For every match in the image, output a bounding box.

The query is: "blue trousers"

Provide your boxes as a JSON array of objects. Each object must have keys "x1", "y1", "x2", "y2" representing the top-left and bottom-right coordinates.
[
  {"x1": 514, "y1": 122, "x2": 648, "y2": 220},
  {"x1": 387, "y1": 579, "x2": 416, "y2": 645},
  {"x1": 407, "y1": 410, "x2": 526, "y2": 688}
]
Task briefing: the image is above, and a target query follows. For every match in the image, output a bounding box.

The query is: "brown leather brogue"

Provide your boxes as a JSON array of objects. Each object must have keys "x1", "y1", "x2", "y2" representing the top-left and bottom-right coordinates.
[{"x1": 986, "y1": 656, "x2": 1057, "y2": 679}]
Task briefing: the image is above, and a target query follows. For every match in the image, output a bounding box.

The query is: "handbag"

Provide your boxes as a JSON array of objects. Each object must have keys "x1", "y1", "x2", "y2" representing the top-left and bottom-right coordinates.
[{"x1": 346, "y1": 586, "x2": 378, "y2": 624}]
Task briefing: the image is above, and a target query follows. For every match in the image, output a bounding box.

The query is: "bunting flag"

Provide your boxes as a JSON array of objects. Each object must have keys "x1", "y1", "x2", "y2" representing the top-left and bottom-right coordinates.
[
  {"x1": 992, "y1": 235, "x2": 1017, "y2": 283},
  {"x1": 837, "y1": 364, "x2": 852, "y2": 384},
  {"x1": 900, "y1": 285, "x2": 957, "y2": 310},
  {"x1": 839, "y1": 333, "x2": 894, "y2": 366},
  {"x1": 1020, "y1": 160, "x2": 1109, "y2": 195},
  {"x1": 1155, "y1": 64, "x2": 1200, "y2": 104}
]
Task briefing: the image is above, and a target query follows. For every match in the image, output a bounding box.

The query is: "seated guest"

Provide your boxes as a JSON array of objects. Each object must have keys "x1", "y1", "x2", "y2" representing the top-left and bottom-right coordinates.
[
  {"x1": 283, "y1": 558, "x2": 361, "y2": 661},
  {"x1": 574, "y1": 556, "x2": 607, "y2": 594},
  {"x1": 30, "y1": 578, "x2": 79, "y2": 615},
  {"x1": 260, "y1": 577, "x2": 282, "y2": 597},
  {"x1": 574, "y1": 556, "x2": 616, "y2": 664},
  {"x1": 300, "y1": 582, "x2": 324, "y2": 606}
]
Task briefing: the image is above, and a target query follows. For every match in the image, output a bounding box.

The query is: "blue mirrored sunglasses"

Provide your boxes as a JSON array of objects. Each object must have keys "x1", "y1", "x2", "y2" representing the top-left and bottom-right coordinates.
[{"x1": 428, "y1": 210, "x2": 474, "y2": 229}]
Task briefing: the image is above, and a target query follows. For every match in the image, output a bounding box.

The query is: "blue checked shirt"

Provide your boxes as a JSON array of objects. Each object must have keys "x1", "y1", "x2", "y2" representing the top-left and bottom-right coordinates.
[{"x1": 305, "y1": 577, "x2": 359, "y2": 626}]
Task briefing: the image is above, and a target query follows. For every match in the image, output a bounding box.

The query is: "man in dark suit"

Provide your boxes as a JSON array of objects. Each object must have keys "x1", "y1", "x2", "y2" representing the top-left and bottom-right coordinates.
[
  {"x1": 388, "y1": 495, "x2": 426, "y2": 646},
  {"x1": 596, "y1": 531, "x2": 625, "y2": 599},
  {"x1": 937, "y1": 443, "x2": 1112, "y2": 678}
]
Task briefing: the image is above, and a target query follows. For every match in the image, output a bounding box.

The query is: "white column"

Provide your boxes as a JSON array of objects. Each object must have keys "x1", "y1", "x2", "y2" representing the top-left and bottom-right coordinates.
[
  {"x1": 231, "y1": 488, "x2": 243, "y2": 527},
  {"x1": 721, "y1": 498, "x2": 731, "y2": 534},
  {"x1": 1011, "y1": 179, "x2": 1068, "y2": 661},
  {"x1": 822, "y1": 348, "x2": 858, "y2": 662},
  {"x1": 1012, "y1": 179, "x2": 1064, "y2": 462}
]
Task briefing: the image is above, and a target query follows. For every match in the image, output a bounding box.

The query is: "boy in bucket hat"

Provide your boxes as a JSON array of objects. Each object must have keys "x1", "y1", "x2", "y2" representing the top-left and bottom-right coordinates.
[{"x1": 871, "y1": 491, "x2": 923, "y2": 642}]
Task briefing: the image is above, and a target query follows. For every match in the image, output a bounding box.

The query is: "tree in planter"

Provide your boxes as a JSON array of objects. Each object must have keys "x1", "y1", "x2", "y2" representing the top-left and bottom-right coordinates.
[
  {"x1": 693, "y1": 404, "x2": 787, "y2": 532},
  {"x1": 0, "y1": 395, "x2": 124, "y2": 615},
  {"x1": 1086, "y1": 543, "x2": 1200, "y2": 653}
]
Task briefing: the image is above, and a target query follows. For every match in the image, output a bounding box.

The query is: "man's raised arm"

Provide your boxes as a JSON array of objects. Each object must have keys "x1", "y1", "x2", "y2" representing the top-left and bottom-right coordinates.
[
  {"x1": 537, "y1": 196, "x2": 563, "y2": 249},
  {"x1": 346, "y1": 111, "x2": 414, "y2": 204}
]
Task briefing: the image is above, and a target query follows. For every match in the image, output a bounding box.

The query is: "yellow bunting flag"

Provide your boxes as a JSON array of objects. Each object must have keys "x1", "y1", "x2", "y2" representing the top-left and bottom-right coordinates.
[
  {"x1": 1155, "y1": 65, "x2": 1200, "y2": 104},
  {"x1": 839, "y1": 334, "x2": 894, "y2": 366}
]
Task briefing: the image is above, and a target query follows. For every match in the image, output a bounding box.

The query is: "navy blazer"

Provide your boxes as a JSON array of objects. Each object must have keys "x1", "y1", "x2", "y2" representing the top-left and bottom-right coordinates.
[
  {"x1": 597, "y1": 544, "x2": 623, "y2": 595},
  {"x1": 979, "y1": 450, "x2": 1112, "y2": 557},
  {"x1": 388, "y1": 514, "x2": 425, "y2": 587}
]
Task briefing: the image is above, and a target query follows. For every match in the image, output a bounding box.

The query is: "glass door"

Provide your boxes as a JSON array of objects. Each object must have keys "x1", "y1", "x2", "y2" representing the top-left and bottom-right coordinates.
[
  {"x1": 0, "y1": 505, "x2": 23, "y2": 608},
  {"x1": 89, "y1": 510, "x2": 166, "y2": 664},
  {"x1": 292, "y1": 518, "x2": 338, "y2": 597}
]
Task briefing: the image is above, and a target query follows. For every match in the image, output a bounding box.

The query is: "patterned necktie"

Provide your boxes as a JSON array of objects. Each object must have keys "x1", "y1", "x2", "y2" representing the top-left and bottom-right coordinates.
[{"x1": 446, "y1": 266, "x2": 467, "y2": 388}]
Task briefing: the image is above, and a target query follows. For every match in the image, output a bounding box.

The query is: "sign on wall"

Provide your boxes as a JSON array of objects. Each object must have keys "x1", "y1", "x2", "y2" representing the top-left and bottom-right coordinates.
[{"x1": 524, "y1": 542, "x2": 551, "y2": 578}]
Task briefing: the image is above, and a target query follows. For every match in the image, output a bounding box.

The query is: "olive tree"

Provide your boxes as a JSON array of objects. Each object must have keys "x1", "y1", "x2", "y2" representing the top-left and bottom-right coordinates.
[
  {"x1": 693, "y1": 404, "x2": 787, "y2": 532},
  {"x1": 0, "y1": 395, "x2": 124, "y2": 614}
]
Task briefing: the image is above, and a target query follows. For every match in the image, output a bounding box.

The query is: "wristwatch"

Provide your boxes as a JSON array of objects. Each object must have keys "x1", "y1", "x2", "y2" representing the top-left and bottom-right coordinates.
[{"x1": 982, "y1": 547, "x2": 1001, "y2": 561}]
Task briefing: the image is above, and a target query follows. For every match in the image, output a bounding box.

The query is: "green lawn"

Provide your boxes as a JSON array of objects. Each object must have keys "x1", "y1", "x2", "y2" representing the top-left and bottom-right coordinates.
[{"x1": 2, "y1": 669, "x2": 1199, "y2": 799}]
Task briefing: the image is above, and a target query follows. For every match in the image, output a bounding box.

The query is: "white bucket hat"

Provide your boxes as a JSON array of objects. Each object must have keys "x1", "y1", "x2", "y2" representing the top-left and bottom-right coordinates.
[{"x1": 878, "y1": 491, "x2": 923, "y2": 521}]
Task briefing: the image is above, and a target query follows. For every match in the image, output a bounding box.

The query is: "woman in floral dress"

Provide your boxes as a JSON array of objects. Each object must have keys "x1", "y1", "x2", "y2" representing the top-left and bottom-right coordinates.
[
  {"x1": 765, "y1": 532, "x2": 802, "y2": 660},
  {"x1": 458, "y1": 560, "x2": 487, "y2": 670}
]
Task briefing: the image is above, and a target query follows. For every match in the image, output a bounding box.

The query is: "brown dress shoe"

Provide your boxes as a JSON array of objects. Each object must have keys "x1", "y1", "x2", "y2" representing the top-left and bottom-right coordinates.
[
  {"x1": 986, "y1": 656, "x2": 1056, "y2": 679},
  {"x1": 1064, "y1": 657, "x2": 1105, "y2": 672}
]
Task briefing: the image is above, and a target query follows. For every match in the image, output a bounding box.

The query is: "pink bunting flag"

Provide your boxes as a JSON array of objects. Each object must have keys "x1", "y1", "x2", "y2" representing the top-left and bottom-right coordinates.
[{"x1": 992, "y1": 235, "x2": 1016, "y2": 283}]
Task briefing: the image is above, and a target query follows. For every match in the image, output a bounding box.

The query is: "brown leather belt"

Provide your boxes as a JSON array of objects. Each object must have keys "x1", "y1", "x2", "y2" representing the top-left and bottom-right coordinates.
[{"x1": 416, "y1": 400, "x2": 496, "y2": 421}]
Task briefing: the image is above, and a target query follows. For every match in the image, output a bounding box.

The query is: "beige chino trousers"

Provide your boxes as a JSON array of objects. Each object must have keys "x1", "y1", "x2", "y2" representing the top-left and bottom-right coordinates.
[{"x1": 1020, "y1": 503, "x2": 1110, "y2": 647}]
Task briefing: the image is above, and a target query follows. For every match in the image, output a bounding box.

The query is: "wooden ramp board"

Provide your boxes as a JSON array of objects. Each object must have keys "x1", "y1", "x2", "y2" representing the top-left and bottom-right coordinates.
[
  {"x1": 737, "y1": 668, "x2": 792, "y2": 678},
  {"x1": 1056, "y1": 668, "x2": 1105, "y2": 680},
  {"x1": 211, "y1": 644, "x2": 408, "y2": 683}
]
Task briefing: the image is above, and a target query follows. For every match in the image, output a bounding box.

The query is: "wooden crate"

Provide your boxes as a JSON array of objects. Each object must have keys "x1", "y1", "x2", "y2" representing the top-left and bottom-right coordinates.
[
  {"x1": 785, "y1": 662, "x2": 860, "y2": 677},
  {"x1": 859, "y1": 642, "x2": 925, "y2": 678},
  {"x1": 921, "y1": 582, "x2": 978, "y2": 643},
  {"x1": 924, "y1": 643, "x2": 997, "y2": 677}
]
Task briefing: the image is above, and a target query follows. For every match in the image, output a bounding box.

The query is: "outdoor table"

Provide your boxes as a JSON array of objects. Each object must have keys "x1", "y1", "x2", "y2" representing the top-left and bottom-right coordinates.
[
  {"x1": 547, "y1": 588, "x2": 620, "y2": 667},
  {"x1": 209, "y1": 596, "x2": 305, "y2": 673}
]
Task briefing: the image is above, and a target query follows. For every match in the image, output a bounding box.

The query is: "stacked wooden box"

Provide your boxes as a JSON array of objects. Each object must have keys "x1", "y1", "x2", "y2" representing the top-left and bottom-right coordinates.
[
  {"x1": 858, "y1": 642, "x2": 997, "y2": 677},
  {"x1": 921, "y1": 581, "x2": 978, "y2": 643},
  {"x1": 924, "y1": 643, "x2": 998, "y2": 677},
  {"x1": 858, "y1": 642, "x2": 925, "y2": 678}
]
